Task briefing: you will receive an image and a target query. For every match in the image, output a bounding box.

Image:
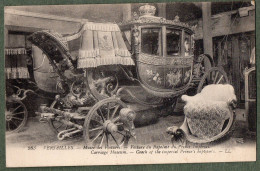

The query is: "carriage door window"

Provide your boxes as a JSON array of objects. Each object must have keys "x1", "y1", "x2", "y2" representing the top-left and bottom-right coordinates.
[
  {"x1": 184, "y1": 32, "x2": 191, "y2": 56},
  {"x1": 166, "y1": 29, "x2": 181, "y2": 56},
  {"x1": 141, "y1": 28, "x2": 161, "y2": 56}
]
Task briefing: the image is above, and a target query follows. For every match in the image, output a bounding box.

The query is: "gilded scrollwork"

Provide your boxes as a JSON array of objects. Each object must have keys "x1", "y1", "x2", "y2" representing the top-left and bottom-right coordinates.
[
  {"x1": 138, "y1": 53, "x2": 193, "y2": 67},
  {"x1": 183, "y1": 70, "x2": 191, "y2": 83},
  {"x1": 120, "y1": 16, "x2": 194, "y2": 31}
]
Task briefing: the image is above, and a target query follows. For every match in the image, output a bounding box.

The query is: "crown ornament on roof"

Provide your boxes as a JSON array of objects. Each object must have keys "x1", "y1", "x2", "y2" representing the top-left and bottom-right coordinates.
[{"x1": 139, "y1": 4, "x2": 156, "y2": 16}]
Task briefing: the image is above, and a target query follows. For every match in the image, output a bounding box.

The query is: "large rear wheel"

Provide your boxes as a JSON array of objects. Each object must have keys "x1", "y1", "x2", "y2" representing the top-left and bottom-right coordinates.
[{"x1": 197, "y1": 67, "x2": 229, "y2": 93}]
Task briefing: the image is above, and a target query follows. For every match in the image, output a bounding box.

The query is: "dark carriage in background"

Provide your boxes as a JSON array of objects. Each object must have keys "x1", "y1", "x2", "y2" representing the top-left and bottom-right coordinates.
[{"x1": 5, "y1": 4, "x2": 229, "y2": 146}]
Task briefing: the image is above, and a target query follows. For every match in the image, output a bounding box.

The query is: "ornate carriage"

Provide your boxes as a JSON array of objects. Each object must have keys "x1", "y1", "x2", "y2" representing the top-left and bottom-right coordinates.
[{"x1": 6, "y1": 4, "x2": 230, "y2": 146}]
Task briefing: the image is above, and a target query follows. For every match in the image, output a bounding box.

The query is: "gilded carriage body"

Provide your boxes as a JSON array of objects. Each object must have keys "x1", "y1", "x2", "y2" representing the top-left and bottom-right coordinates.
[
  {"x1": 29, "y1": 4, "x2": 196, "y2": 97},
  {"x1": 119, "y1": 4, "x2": 195, "y2": 97}
]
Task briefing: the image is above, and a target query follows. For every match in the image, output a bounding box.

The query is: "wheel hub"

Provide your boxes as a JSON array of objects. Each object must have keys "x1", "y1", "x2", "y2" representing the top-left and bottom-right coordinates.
[
  {"x1": 103, "y1": 120, "x2": 118, "y2": 133},
  {"x1": 5, "y1": 111, "x2": 12, "y2": 121}
]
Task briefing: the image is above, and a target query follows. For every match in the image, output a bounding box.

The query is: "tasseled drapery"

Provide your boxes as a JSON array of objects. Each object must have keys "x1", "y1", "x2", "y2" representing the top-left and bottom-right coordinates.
[{"x1": 70, "y1": 22, "x2": 134, "y2": 68}]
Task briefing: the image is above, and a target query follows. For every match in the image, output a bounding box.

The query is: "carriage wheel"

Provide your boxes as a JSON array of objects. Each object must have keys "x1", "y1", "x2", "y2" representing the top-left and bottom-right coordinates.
[
  {"x1": 5, "y1": 99, "x2": 28, "y2": 134},
  {"x1": 194, "y1": 54, "x2": 214, "y2": 78},
  {"x1": 197, "y1": 67, "x2": 229, "y2": 93},
  {"x1": 199, "y1": 54, "x2": 214, "y2": 73},
  {"x1": 87, "y1": 68, "x2": 118, "y2": 101},
  {"x1": 84, "y1": 98, "x2": 130, "y2": 147}
]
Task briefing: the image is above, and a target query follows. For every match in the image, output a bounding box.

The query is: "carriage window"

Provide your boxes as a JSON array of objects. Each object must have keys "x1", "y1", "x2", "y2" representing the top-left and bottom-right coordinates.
[
  {"x1": 166, "y1": 29, "x2": 181, "y2": 56},
  {"x1": 141, "y1": 28, "x2": 161, "y2": 56},
  {"x1": 184, "y1": 32, "x2": 191, "y2": 56}
]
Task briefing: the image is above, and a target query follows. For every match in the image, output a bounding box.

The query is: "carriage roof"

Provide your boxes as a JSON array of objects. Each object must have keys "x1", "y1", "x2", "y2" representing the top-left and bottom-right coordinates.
[{"x1": 119, "y1": 4, "x2": 195, "y2": 34}]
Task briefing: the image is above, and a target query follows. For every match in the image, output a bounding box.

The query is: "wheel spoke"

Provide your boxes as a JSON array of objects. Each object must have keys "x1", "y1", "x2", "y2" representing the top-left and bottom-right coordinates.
[
  {"x1": 213, "y1": 71, "x2": 219, "y2": 84},
  {"x1": 7, "y1": 121, "x2": 10, "y2": 131},
  {"x1": 11, "y1": 105, "x2": 22, "y2": 113},
  {"x1": 110, "y1": 133, "x2": 119, "y2": 147},
  {"x1": 99, "y1": 134, "x2": 105, "y2": 147},
  {"x1": 91, "y1": 118, "x2": 103, "y2": 125},
  {"x1": 105, "y1": 133, "x2": 109, "y2": 147},
  {"x1": 216, "y1": 75, "x2": 224, "y2": 84},
  {"x1": 10, "y1": 120, "x2": 18, "y2": 128},
  {"x1": 111, "y1": 105, "x2": 120, "y2": 119},
  {"x1": 209, "y1": 72, "x2": 213, "y2": 82},
  {"x1": 90, "y1": 131, "x2": 103, "y2": 144},
  {"x1": 120, "y1": 137, "x2": 125, "y2": 144},
  {"x1": 197, "y1": 68, "x2": 228, "y2": 94},
  {"x1": 11, "y1": 111, "x2": 25, "y2": 115},
  {"x1": 112, "y1": 116, "x2": 120, "y2": 123},
  {"x1": 98, "y1": 109, "x2": 105, "y2": 121},
  {"x1": 12, "y1": 117, "x2": 23, "y2": 121},
  {"x1": 107, "y1": 103, "x2": 110, "y2": 120},
  {"x1": 89, "y1": 126, "x2": 103, "y2": 132},
  {"x1": 117, "y1": 131, "x2": 127, "y2": 145}
]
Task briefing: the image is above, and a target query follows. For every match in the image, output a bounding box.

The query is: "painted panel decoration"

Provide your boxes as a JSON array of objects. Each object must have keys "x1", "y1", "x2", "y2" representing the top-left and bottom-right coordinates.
[
  {"x1": 138, "y1": 63, "x2": 165, "y2": 89},
  {"x1": 137, "y1": 53, "x2": 192, "y2": 90}
]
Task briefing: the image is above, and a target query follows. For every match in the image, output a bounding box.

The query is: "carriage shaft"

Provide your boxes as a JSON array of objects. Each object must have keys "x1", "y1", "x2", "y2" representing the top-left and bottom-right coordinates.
[
  {"x1": 57, "y1": 119, "x2": 83, "y2": 130},
  {"x1": 42, "y1": 107, "x2": 85, "y2": 120}
]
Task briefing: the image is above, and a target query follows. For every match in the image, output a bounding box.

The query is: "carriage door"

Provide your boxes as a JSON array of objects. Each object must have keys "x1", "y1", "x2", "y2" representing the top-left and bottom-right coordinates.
[
  {"x1": 164, "y1": 28, "x2": 193, "y2": 90},
  {"x1": 138, "y1": 27, "x2": 166, "y2": 90}
]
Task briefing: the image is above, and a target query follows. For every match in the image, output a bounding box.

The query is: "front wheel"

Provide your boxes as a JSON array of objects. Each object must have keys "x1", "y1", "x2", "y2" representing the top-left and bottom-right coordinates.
[{"x1": 84, "y1": 98, "x2": 132, "y2": 147}]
